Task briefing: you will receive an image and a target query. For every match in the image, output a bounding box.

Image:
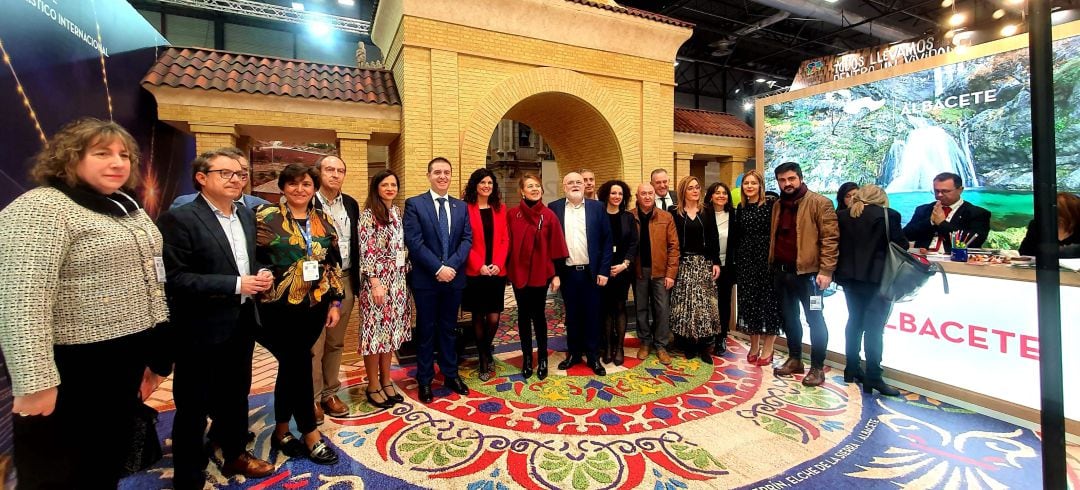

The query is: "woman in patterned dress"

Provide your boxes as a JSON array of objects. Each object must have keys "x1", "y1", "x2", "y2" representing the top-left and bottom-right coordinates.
[
  {"x1": 730, "y1": 169, "x2": 783, "y2": 366},
  {"x1": 356, "y1": 169, "x2": 412, "y2": 407},
  {"x1": 669, "y1": 175, "x2": 722, "y2": 364},
  {"x1": 255, "y1": 163, "x2": 343, "y2": 465}
]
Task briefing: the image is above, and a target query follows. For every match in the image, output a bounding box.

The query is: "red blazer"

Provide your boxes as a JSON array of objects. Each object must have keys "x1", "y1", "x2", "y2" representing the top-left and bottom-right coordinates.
[{"x1": 466, "y1": 203, "x2": 510, "y2": 276}]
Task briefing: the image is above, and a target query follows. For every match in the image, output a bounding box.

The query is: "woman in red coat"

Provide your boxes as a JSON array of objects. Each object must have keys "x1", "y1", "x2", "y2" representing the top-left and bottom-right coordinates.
[
  {"x1": 506, "y1": 173, "x2": 568, "y2": 380},
  {"x1": 464, "y1": 168, "x2": 510, "y2": 381}
]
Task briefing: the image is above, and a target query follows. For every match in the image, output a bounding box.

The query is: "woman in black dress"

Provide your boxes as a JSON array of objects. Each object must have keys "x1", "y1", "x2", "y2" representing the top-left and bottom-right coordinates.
[
  {"x1": 669, "y1": 176, "x2": 722, "y2": 363},
  {"x1": 705, "y1": 181, "x2": 735, "y2": 355},
  {"x1": 731, "y1": 169, "x2": 783, "y2": 366},
  {"x1": 598, "y1": 180, "x2": 638, "y2": 365}
]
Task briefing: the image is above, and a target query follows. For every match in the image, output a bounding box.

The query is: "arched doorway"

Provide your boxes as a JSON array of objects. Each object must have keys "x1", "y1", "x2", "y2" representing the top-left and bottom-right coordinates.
[{"x1": 460, "y1": 68, "x2": 631, "y2": 201}]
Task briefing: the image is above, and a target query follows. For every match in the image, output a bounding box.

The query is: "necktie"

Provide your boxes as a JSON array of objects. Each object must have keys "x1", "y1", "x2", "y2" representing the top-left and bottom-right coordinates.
[
  {"x1": 942, "y1": 205, "x2": 952, "y2": 217},
  {"x1": 659, "y1": 195, "x2": 668, "y2": 210},
  {"x1": 437, "y1": 197, "x2": 450, "y2": 259},
  {"x1": 934, "y1": 206, "x2": 954, "y2": 251}
]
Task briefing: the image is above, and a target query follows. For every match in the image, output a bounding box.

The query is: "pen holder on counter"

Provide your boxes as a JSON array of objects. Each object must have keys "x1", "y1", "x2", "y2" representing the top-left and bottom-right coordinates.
[{"x1": 950, "y1": 247, "x2": 969, "y2": 262}]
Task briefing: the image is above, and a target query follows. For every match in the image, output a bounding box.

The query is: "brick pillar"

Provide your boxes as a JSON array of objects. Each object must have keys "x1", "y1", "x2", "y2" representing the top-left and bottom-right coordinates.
[
  {"x1": 673, "y1": 151, "x2": 693, "y2": 187},
  {"x1": 721, "y1": 157, "x2": 745, "y2": 188},
  {"x1": 191, "y1": 124, "x2": 238, "y2": 154},
  {"x1": 337, "y1": 132, "x2": 371, "y2": 205}
]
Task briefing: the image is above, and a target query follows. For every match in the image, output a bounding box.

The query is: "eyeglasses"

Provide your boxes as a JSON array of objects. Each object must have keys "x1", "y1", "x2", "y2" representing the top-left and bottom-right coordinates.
[{"x1": 206, "y1": 169, "x2": 248, "y2": 181}]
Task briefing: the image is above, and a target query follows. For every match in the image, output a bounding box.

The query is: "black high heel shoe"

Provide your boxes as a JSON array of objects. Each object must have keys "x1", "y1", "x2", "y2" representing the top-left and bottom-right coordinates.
[
  {"x1": 863, "y1": 380, "x2": 900, "y2": 396},
  {"x1": 536, "y1": 358, "x2": 548, "y2": 380},
  {"x1": 382, "y1": 383, "x2": 404, "y2": 404},
  {"x1": 366, "y1": 388, "x2": 394, "y2": 409},
  {"x1": 521, "y1": 355, "x2": 533, "y2": 380}
]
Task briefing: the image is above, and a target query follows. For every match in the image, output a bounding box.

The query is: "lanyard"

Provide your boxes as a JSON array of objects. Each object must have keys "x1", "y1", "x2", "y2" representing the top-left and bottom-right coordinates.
[{"x1": 293, "y1": 215, "x2": 315, "y2": 257}]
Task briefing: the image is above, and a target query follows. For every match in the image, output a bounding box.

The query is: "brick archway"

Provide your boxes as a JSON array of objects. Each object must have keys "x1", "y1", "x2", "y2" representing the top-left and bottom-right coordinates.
[{"x1": 459, "y1": 67, "x2": 631, "y2": 191}]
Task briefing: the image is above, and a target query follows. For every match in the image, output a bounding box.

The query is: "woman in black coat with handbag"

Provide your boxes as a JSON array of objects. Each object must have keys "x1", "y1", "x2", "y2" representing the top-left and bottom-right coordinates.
[{"x1": 836, "y1": 184, "x2": 907, "y2": 396}]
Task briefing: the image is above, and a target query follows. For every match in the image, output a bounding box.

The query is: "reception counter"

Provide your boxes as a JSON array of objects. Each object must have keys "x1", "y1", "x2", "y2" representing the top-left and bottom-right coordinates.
[{"x1": 799, "y1": 260, "x2": 1079, "y2": 434}]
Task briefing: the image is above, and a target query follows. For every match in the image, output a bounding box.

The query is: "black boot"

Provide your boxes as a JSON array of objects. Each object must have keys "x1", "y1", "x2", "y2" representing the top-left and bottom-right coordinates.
[
  {"x1": 611, "y1": 322, "x2": 626, "y2": 366},
  {"x1": 714, "y1": 331, "x2": 728, "y2": 355},
  {"x1": 521, "y1": 354, "x2": 533, "y2": 380},
  {"x1": 537, "y1": 356, "x2": 548, "y2": 380},
  {"x1": 699, "y1": 337, "x2": 714, "y2": 365}
]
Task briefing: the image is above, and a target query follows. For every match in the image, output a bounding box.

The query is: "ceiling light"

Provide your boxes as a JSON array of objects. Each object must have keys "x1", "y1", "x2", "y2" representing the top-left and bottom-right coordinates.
[
  {"x1": 992, "y1": 9, "x2": 1006, "y2": 19},
  {"x1": 338, "y1": 0, "x2": 356, "y2": 5},
  {"x1": 292, "y1": 2, "x2": 305, "y2": 10},
  {"x1": 949, "y1": 12, "x2": 966, "y2": 26},
  {"x1": 674, "y1": 60, "x2": 680, "y2": 66},
  {"x1": 1006, "y1": 0, "x2": 1023, "y2": 5},
  {"x1": 735, "y1": 88, "x2": 741, "y2": 94},
  {"x1": 1001, "y1": 24, "x2": 1018, "y2": 36},
  {"x1": 743, "y1": 101, "x2": 754, "y2": 111},
  {"x1": 941, "y1": 0, "x2": 953, "y2": 6},
  {"x1": 823, "y1": 0, "x2": 839, "y2": 3},
  {"x1": 307, "y1": 21, "x2": 330, "y2": 36},
  {"x1": 756, "y1": 78, "x2": 766, "y2": 83}
]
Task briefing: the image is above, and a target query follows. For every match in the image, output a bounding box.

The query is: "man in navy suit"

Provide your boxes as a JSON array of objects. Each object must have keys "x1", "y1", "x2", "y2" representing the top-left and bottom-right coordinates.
[
  {"x1": 404, "y1": 157, "x2": 473, "y2": 403},
  {"x1": 902, "y1": 172, "x2": 991, "y2": 251},
  {"x1": 157, "y1": 150, "x2": 275, "y2": 488},
  {"x1": 550, "y1": 172, "x2": 613, "y2": 376}
]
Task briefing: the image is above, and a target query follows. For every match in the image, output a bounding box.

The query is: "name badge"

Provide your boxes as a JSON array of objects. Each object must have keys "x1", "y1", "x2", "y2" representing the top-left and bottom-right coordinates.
[
  {"x1": 302, "y1": 260, "x2": 320, "y2": 281},
  {"x1": 153, "y1": 256, "x2": 167, "y2": 283},
  {"x1": 809, "y1": 294, "x2": 823, "y2": 311},
  {"x1": 396, "y1": 250, "x2": 407, "y2": 267}
]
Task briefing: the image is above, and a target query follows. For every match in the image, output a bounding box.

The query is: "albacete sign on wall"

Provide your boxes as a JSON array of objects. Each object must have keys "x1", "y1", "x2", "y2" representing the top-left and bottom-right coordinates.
[{"x1": 791, "y1": 35, "x2": 953, "y2": 91}]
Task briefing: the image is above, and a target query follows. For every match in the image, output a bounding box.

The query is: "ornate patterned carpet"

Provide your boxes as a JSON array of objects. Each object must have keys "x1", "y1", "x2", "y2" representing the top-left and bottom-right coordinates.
[{"x1": 120, "y1": 331, "x2": 1068, "y2": 489}]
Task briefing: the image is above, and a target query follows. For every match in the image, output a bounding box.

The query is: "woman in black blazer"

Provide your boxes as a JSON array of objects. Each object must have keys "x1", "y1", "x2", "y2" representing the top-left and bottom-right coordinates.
[
  {"x1": 836, "y1": 184, "x2": 908, "y2": 396},
  {"x1": 598, "y1": 180, "x2": 638, "y2": 365},
  {"x1": 705, "y1": 182, "x2": 735, "y2": 355}
]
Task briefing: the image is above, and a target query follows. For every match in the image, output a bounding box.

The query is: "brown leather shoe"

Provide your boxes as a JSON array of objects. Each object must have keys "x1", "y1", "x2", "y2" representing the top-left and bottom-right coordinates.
[
  {"x1": 321, "y1": 395, "x2": 350, "y2": 417},
  {"x1": 656, "y1": 348, "x2": 672, "y2": 365},
  {"x1": 314, "y1": 402, "x2": 325, "y2": 426},
  {"x1": 802, "y1": 367, "x2": 825, "y2": 387},
  {"x1": 221, "y1": 452, "x2": 274, "y2": 478},
  {"x1": 774, "y1": 357, "x2": 805, "y2": 376},
  {"x1": 636, "y1": 345, "x2": 650, "y2": 360}
]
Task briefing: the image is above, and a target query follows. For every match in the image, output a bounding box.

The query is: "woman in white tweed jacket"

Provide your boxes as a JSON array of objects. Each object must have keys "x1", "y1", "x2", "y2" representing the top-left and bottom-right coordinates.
[{"x1": 0, "y1": 118, "x2": 169, "y2": 488}]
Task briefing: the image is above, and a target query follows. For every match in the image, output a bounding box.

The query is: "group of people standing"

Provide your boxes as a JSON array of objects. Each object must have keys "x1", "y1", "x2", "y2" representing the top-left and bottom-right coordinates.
[{"x1": 1, "y1": 118, "x2": 1003, "y2": 490}]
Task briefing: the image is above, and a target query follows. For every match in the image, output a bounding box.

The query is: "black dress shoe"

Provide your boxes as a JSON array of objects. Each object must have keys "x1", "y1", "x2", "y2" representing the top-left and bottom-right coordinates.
[
  {"x1": 446, "y1": 377, "x2": 470, "y2": 396},
  {"x1": 271, "y1": 433, "x2": 306, "y2": 457},
  {"x1": 536, "y1": 358, "x2": 548, "y2": 380},
  {"x1": 305, "y1": 440, "x2": 339, "y2": 465},
  {"x1": 588, "y1": 359, "x2": 607, "y2": 376},
  {"x1": 418, "y1": 384, "x2": 434, "y2": 403},
  {"x1": 557, "y1": 354, "x2": 582, "y2": 370},
  {"x1": 521, "y1": 356, "x2": 533, "y2": 380},
  {"x1": 863, "y1": 380, "x2": 900, "y2": 396}
]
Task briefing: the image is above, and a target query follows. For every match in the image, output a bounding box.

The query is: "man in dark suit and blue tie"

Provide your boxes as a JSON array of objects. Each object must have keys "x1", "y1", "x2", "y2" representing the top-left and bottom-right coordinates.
[
  {"x1": 550, "y1": 172, "x2": 613, "y2": 376},
  {"x1": 157, "y1": 149, "x2": 275, "y2": 488},
  {"x1": 404, "y1": 157, "x2": 473, "y2": 403}
]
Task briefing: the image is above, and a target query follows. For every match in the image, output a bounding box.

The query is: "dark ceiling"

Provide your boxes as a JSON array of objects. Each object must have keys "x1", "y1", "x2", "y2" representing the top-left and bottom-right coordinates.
[{"x1": 619, "y1": 0, "x2": 1079, "y2": 103}]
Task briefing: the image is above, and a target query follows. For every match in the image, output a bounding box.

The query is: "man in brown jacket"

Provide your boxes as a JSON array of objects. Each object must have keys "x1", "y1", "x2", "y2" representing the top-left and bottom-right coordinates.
[
  {"x1": 632, "y1": 183, "x2": 680, "y2": 364},
  {"x1": 768, "y1": 162, "x2": 839, "y2": 387}
]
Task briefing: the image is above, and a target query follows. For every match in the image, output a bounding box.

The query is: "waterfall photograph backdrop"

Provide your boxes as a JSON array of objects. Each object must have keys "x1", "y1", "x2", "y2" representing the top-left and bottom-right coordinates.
[{"x1": 763, "y1": 32, "x2": 1080, "y2": 249}]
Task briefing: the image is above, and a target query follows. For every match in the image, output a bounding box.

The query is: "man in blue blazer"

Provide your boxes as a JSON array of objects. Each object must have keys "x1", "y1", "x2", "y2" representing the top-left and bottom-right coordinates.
[
  {"x1": 549, "y1": 172, "x2": 613, "y2": 376},
  {"x1": 404, "y1": 157, "x2": 473, "y2": 403}
]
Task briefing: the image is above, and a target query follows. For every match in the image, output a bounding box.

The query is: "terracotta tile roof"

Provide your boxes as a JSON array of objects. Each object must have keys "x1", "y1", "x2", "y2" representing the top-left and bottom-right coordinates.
[
  {"x1": 141, "y1": 47, "x2": 400, "y2": 105},
  {"x1": 674, "y1": 108, "x2": 754, "y2": 139},
  {"x1": 565, "y1": 0, "x2": 694, "y2": 28}
]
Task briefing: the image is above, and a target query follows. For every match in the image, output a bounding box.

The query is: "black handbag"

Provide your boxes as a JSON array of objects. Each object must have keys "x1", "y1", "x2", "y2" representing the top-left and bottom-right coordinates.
[
  {"x1": 878, "y1": 208, "x2": 948, "y2": 302},
  {"x1": 122, "y1": 401, "x2": 163, "y2": 476}
]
